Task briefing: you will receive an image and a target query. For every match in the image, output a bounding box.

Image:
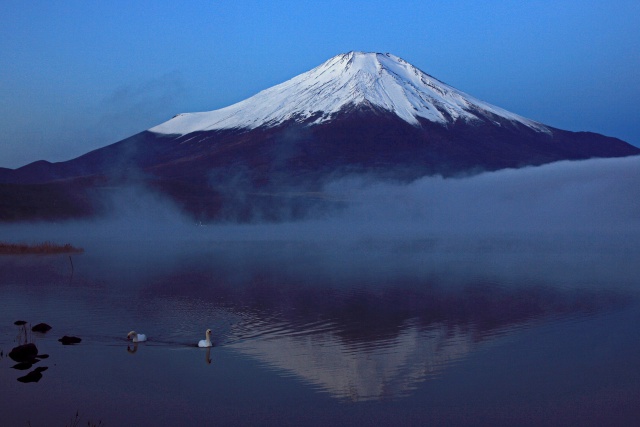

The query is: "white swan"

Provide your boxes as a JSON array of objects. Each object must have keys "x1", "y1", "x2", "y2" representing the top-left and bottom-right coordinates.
[
  {"x1": 127, "y1": 331, "x2": 147, "y2": 343},
  {"x1": 198, "y1": 329, "x2": 213, "y2": 348}
]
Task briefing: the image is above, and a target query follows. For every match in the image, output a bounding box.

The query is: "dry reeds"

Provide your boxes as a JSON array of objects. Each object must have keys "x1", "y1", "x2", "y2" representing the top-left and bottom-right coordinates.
[{"x1": 0, "y1": 241, "x2": 83, "y2": 255}]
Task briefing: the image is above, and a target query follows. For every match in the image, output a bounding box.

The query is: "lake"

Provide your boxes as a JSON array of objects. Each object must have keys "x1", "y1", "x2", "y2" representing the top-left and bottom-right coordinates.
[{"x1": 1, "y1": 228, "x2": 639, "y2": 426}]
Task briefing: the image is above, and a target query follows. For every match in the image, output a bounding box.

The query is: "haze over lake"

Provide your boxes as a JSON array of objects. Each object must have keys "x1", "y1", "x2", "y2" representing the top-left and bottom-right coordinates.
[{"x1": 1, "y1": 156, "x2": 639, "y2": 426}]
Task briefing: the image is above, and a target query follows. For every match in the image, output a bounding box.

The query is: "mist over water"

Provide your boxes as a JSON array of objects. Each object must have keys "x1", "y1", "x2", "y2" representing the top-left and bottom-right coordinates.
[
  {"x1": 2, "y1": 155, "x2": 638, "y2": 289},
  {"x1": 4, "y1": 155, "x2": 639, "y2": 236},
  {"x1": 1, "y1": 156, "x2": 640, "y2": 425},
  {"x1": 325, "y1": 154, "x2": 640, "y2": 237},
  {"x1": 0, "y1": 157, "x2": 640, "y2": 268},
  {"x1": 3, "y1": 155, "x2": 636, "y2": 300}
]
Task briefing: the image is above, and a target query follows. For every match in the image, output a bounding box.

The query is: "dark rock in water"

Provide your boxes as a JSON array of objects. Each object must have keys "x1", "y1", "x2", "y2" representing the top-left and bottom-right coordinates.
[
  {"x1": 58, "y1": 336, "x2": 82, "y2": 345},
  {"x1": 9, "y1": 343, "x2": 38, "y2": 362},
  {"x1": 32, "y1": 323, "x2": 52, "y2": 333},
  {"x1": 35, "y1": 354, "x2": 49, "y2": 359},
  {"x1": 14, "y1": 320, "x2": 27, "y2": 326},
  {"x1": 17, "y1": 366, "x2": 48, "y2": 383},
  {"x1": 12, "y1": 361, "x2": 35, "y2": 370}
]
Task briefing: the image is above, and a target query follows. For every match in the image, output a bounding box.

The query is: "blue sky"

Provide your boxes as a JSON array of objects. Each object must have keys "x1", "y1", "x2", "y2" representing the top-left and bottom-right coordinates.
[{"x1": 1, "y1": 1, "x2": 639, "y2": 168}]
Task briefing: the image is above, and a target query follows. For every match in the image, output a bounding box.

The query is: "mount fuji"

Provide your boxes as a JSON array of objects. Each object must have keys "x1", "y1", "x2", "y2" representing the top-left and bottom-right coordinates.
[
  {"x1": 1, "y1": 52, "x2": 638, "y2": 221},
  {"x1": 150, "y1": 52, "x2": 549, "y2": 134}
]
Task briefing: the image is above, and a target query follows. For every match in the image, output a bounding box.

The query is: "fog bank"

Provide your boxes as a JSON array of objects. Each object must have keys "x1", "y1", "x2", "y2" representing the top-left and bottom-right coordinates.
[
  {"x1": 1, "y1": 155, "x2": 639, "y2": 243},
  {"x1": 323, "y1": 154, "x2": 640, "y2": 238}
]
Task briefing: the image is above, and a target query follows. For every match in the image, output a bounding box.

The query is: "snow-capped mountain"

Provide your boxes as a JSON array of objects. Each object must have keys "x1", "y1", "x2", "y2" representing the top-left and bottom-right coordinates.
[
  {"x1": 0, "y1": 51, "x2": 638, "y2": 221},
  {"x1": 150, "y1": 52, "x2": 548, "y2": 134}
]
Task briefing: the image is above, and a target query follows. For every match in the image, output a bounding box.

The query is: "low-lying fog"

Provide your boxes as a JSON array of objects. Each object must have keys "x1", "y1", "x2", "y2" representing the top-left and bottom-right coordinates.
[{"x1": 2, "y1": 155, "x2": 639, "y2": 291}]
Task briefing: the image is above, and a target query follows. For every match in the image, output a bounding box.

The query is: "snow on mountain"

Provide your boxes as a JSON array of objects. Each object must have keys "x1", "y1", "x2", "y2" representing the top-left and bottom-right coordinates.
[{"x1": 150, "y1": 52, "x2": 550, "y2": 135}]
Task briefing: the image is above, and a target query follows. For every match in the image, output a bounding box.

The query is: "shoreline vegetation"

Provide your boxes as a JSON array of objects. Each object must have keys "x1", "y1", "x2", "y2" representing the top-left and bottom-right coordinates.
[{"x1": 0, "y1": 241, "x2": 83, "y2": 255}]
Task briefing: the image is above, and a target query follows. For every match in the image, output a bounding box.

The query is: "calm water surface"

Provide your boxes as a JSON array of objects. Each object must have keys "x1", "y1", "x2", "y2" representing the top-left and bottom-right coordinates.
[{"x1": 1, "y1": 235, "x2": 639, "y2": 426}]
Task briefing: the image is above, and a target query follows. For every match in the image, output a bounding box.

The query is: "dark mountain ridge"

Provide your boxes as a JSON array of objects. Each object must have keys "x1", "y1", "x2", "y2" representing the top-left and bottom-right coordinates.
[{"x1": 1, "y1": 53, "x2": 638, "y2": 221}]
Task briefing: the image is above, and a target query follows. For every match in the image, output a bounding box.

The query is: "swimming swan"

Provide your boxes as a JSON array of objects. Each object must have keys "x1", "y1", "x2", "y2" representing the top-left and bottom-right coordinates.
[
  {"x1": 198, "y1": 329, "x2": 213, "y2": 348},
  {"x1": 127, "y1": 331, "x2": 147, "y2": 343}
]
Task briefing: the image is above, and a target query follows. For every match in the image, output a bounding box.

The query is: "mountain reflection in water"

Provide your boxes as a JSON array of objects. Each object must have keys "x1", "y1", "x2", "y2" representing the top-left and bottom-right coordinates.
[
  {"x1": 136, "y1": 241, "x2": 625, "y2": 402},
  {"x1": 223, "y1": 285, "x2": 623, "y2": 401},
  {"x1": 0, "y1": 236, "x2": 634, "y2": 410}
]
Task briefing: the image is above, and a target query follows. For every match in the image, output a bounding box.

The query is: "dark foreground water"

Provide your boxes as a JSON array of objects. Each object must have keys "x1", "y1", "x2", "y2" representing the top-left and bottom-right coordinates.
[{"x1": 1, "y1": 232, "x2": 639, "y2": 426}]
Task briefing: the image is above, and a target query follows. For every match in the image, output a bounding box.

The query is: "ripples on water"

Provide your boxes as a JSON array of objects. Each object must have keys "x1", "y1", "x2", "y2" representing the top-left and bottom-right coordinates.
[{"x1": 0, "y1": 236, "x2": 639, "y2": 425}]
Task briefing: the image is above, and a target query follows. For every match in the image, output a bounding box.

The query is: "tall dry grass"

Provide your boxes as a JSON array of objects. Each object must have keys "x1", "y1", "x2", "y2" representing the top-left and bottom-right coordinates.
[{"x1": 0, "y1": 241, "x2": 83, "y2": 255}]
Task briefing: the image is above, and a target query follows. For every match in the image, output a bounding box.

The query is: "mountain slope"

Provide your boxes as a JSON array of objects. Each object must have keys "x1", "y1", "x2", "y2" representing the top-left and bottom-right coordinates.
[{"x1": 1, "y1": 51, "x2": 638, "y2": 221}]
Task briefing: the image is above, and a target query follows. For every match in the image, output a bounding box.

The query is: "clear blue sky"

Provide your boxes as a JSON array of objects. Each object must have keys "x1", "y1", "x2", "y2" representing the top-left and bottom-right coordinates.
[{"x1": 1, "y1": 0, "x2": 639, "y2": 168}]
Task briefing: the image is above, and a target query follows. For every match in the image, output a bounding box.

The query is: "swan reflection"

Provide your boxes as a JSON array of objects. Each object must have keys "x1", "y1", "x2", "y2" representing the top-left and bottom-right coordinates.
[{"x1": 205, "y1": 346, "x2": 212, "y2": 365}]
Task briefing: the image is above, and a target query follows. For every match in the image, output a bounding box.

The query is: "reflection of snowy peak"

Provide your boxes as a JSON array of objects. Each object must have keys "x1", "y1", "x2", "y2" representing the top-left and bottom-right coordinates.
[
  {"x1": 230, "y1": 319, "x2": 475, "y2": 402},
  {"x1": 150, "y1": 52, "x2": 548, "y2": 134}
]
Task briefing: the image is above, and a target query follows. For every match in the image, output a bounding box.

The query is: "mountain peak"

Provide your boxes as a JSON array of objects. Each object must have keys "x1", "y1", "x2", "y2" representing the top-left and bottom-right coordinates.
[{"x1": 150, "y1": 52, "x2": 549, "y2": 135}]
